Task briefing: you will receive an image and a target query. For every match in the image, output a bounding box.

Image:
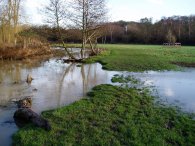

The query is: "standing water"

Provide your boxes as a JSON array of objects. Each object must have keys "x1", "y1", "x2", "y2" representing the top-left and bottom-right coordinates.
[
  {"x1": 0, "y1": 57, "x2": 195, "y2": 145},
  {"x1": 127, "y1": 68, "x2": 195, "y2": 112},
  {"x1": 0, "y1": 59, "x2": 119, "y2": 146}
]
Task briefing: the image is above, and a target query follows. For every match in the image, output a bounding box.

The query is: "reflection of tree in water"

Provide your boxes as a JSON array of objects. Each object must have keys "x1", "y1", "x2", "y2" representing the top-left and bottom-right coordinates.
[
  {"x1": 81, "y1": 64, "x2": 90, "y2": 96},
  {"x1": 0, "y1": 60, "x2": 44, "y2": 105},
  {"x1": 0, "y1": 62, "x2": 22, "y2": 105},
  {"x1": 0, "y1": 62, "x2": 21, "y2": 83},
  {"x1": 81, "y1": 64, "x2": 98, "y2": 96},
  {"x1": 56, "y1": 63, "x2": 98, "y2": 106},
  {"x1": 0, "y1": 58, "x2": 101, "y2": 107},
  {"x1": 57, "y1": 63, "x2": 75, "y2": 106},
  {"x1": 0, "y1": 59, "x2": 44, "y2": 83}
]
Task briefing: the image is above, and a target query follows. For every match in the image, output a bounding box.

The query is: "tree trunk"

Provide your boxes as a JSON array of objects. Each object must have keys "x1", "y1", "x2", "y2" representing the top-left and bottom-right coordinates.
[
  {"x1": 89, "y1": 38, "x2": 97, "y2": 55},
  {"x1": 81, "y1": 0, "x2": 86, "y2": 59}
]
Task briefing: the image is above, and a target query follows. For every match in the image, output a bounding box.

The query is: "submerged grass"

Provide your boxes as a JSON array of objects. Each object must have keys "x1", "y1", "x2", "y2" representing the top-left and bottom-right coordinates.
[
  {"x1": 111, "y1": 74, "x2": 140, "y2": 84},
  {"x1": 86, "y1": 44, "x2": 195, "y2": 71},
  {"x1": 13, "y1": 84, "x2": 195, "y2": 146}
]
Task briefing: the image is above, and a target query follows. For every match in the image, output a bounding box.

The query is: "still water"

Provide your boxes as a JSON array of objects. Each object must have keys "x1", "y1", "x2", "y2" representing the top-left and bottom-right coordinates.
[
  {"x1": 0, "y1": 58, "x2": 195, "y2": 145},
  {"x1": 128, "y1": 68, "x2": 195, "y2": 112},
  {"x1": 0, "y1": 59, "x2": 119, "y2": 146}
]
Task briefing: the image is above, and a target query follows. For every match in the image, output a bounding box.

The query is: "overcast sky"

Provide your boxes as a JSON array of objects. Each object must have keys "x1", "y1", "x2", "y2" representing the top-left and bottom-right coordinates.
[{"x1": 25, "y1": 0, "x2": 195, "y2": 24}]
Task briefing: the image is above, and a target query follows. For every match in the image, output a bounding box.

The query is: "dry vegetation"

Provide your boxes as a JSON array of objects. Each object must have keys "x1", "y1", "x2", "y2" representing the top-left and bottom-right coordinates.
[
  {"x1": 0, "y1": 46, "x2": 52, "y2": 60},
  {"x1": 0, "y1": 37, "x2": 52, "y2": 60},
  {"x1": 0, "y1": 0, "x2": 53, "y2": 60}
]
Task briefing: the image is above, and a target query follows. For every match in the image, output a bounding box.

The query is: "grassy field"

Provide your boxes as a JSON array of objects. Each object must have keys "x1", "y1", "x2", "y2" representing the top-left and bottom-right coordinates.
[
  {"x1": 13, "y1": 44, "x2": 195, "y2": 145},
  {"x1": 86, "y1": 44, "x2": 195, "y2": 71},
  {"x1": 13, "y1": 84, "x2": 195, "y2": 146}
]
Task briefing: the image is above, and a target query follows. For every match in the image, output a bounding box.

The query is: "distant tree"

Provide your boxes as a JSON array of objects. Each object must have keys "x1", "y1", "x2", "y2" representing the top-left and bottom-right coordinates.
[
  {"x1": 139, "y1": 17, "x2": 153, "y2": 43},
  {"x1": 126, "y1": 22, "x2": 142, "y2": 43},
  {"x1": 188, "y1": 16, "x2": 192, "y2": 39},
  {"x1": 107, "y1": 23, "x2": 117, "y2": 43},
  {"x1": 166, "y1": 29, "x2": 176, "y2": 44}
]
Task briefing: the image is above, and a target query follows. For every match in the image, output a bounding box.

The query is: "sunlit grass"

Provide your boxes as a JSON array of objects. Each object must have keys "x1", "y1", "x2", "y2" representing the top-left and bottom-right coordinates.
[
  {"x1": 86, "y1": 44, "x2": 195, "y2": 71},
  {"x1": 12, "y1": 44, "x2": 195, "y2": 145},
  {"x1": 13, "y1": 84, "x2": 195, "y2": 146}
]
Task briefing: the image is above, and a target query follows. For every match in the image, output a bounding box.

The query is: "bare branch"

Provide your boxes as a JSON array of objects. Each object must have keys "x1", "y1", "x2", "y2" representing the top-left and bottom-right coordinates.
[
  {"x1": 43, "y1": 0, "x2": 76, "y2": 59},
  {"x1": 70, "y1": 0, "x2": 107, "y2": 57}
]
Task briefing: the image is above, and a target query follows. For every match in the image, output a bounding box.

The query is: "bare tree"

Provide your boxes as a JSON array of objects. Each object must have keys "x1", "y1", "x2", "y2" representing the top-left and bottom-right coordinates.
[
  {"x1": 13, "y1": 0, "x2": 21, "y2": 45},
  {"x1": 70, "y1": 0, "x2": 107, "y2": 57},
  {"x1": 44, "y1": 0, "x2": 65, "y2": 27},
  {"x1": 0, "y1": 0, "x2": 21, "y2": 45},
  {"x1": 44, "y1": 0, "x2": 75, "y2": 59}
]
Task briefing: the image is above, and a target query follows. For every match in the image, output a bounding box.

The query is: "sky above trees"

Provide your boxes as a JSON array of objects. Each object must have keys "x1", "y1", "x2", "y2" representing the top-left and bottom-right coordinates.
[
  {"x1": 109, "y1": 0, "x2": 195, "y2": 22},
  {"x1": 25, "y1": 0, "x2": 195, "y2": 24}
]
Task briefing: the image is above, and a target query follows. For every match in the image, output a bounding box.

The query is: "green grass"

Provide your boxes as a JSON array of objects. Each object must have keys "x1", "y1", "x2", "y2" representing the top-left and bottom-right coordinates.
[
  {"x1": 86, "y1": 44, "x2": 195, "y2": 71},
  {"x1": 111, "y1": 74, "x2": 140, "y2": 84},
  {"x1": 13, "y1": 84, "x2": 195, "y2": 146},
  {"x1": 13, "y1": 44, "x2": 195, "y2": 145}
]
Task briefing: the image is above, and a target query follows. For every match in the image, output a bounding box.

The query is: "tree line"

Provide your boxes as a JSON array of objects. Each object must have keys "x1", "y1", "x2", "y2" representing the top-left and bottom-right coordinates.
[
  {"x1": 24, "y1": 15, "x2": 195, "y2": 46},
  {"x1": 1, "y1": 0, "x2": 195, "y2": 49},
  {"x1": 102, "y1": 16, "x2": 195, "y2": 45}
]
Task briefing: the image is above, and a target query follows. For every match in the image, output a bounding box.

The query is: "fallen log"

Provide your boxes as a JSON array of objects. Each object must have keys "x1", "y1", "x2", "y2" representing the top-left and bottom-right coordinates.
[
  {"x1": 62, "y1": 58, "x2": 83, "y2": 63},
  {"x1": 13, "y1": 97, "x2": 51, "y2": 131},
  {"x1": 14, "y1": 108, "x2": 51, "y2": 131}
]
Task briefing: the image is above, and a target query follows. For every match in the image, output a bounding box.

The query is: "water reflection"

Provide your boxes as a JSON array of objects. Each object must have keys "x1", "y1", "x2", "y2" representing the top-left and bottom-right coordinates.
[
  {"x1": 0, "y1": 60, "x2": 40, "y2": 106},
  {"x1": 54, "y1": 47, "x2": 90, "y2": 59},
  {"x1": 1, "y1": 57, "x2": 195, "y2": 145},
  {"x1": 127, "y1": 68, "x2": 195, "y2": 112},
  {"x1": 0, "y1": 59, "x2": 119, "y2": 145},
  {"x1": 0, "y1": 59, "x2": 119, "y2": 112},
  {"x1": 164, "y1": 87, "x2": 175, "y2": 97},
  {"x1": 31, "y1": 61, "x2": 118, "y2": 113}
]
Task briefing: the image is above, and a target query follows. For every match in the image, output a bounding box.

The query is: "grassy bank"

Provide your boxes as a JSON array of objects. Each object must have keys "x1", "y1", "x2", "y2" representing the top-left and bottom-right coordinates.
[
  {"x1": 13, "y1": 84, "x2": 195, "y2": 146},
  {"x1": 86, "y1": 44, "x2": 195, "y2": 71}
]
